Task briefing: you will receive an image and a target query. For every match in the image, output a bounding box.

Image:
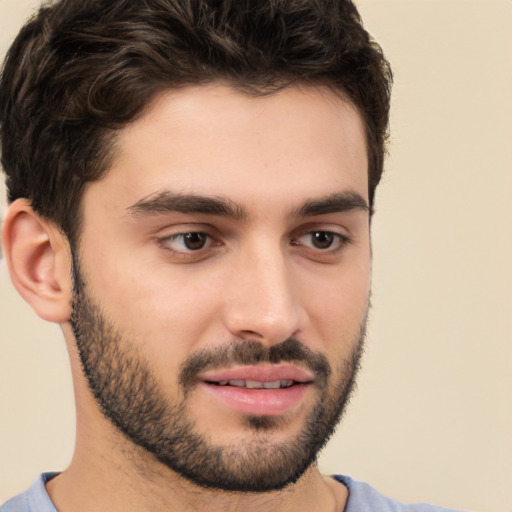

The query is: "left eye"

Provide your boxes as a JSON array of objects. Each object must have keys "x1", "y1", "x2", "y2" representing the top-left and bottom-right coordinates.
[
  {"x1": 164, "y1": 232, "x2": 210, "y2": 252},
  {"x1": 294, "y1": 231, "x2": 346, "y2": 250}
]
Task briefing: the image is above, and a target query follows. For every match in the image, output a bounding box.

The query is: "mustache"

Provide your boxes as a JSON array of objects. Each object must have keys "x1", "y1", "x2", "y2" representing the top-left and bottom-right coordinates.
[{"x1": 178, "y1": 338, "x2": 331, "y2": 392}]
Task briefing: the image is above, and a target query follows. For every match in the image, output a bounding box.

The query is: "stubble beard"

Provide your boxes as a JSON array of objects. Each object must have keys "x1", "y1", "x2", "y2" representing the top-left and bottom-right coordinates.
[{"x1": 70, "y1": 256, "x2": 367, "y2": 492}]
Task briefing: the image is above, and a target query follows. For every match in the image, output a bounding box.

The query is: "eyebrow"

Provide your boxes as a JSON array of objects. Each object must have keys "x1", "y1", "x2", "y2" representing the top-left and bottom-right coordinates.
[
  {"x1": 127, "y1": 190, "x2": 369, "y2": 221},
  {"x1": 293, "y1": 192, "x2": 370, "y2": 217},
  {"x1": 127, "y1": 191, "x2": 248, "y2": 220}
]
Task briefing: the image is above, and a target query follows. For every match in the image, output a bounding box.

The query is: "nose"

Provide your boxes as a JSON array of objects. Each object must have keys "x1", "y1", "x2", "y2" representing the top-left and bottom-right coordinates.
[{"x1": 222, "y1": 241, "x2": 306, "y2": 345}]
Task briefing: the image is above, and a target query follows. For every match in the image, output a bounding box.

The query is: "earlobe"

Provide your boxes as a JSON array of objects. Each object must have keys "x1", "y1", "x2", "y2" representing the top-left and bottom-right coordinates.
[{"x1": 2, "y1": 199, "x2": 73, "y2": 323}]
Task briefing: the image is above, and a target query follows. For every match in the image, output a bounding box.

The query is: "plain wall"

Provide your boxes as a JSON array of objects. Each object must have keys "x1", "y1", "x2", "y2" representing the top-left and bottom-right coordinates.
[{"x1": 1, "y1": 1, "x2": 511, "y2": 510}]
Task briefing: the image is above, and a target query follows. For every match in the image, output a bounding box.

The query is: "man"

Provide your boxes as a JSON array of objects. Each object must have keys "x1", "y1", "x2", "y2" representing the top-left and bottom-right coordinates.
[{"x1": 0, "y1": 1, "x2": 459, "y2": 511}]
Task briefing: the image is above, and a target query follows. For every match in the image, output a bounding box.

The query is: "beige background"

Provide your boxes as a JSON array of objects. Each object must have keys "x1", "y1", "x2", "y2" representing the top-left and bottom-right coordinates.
[{"x1": 1, "y1": 0, "x2": 511, "y2": 510}]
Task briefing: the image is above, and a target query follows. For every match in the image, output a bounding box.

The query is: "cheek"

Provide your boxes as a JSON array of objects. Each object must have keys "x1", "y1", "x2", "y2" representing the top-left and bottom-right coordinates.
[
  {"x1": 302, "y1": 258, "x2": 370, "y2": 350},
  {"x1": 80, "y1": 250, "x2": 225, "y2": 369}
]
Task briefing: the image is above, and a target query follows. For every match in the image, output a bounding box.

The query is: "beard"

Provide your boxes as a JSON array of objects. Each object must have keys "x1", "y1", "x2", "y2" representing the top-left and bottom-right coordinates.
[{"x1": 70, "y1": 256, "x2": 367, "y2": 493}]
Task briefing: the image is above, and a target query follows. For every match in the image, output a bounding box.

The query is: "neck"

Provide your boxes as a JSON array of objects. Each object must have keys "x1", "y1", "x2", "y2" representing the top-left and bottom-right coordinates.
[
  {"x1": 53, "y1": 330, "x2": 348, "y2": 512},
  {"x1": 47, "y1": 447, "x2": 347, "y2": 512},
  {"x1": 46, "y1": 407, "x2": 347, "y2": 512}
]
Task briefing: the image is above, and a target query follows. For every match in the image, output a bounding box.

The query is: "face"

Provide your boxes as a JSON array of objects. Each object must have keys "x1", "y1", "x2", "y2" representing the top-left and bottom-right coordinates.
[{"x1": 70, "y1": 84, "x2": 371, "y2": 491}]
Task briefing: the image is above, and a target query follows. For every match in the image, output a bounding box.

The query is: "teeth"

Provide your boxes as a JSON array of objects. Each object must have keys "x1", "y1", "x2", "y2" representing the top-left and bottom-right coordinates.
[
  {"x1": 245, "y1": 380, "x2": 264, "y2": 389},
  {"x1": 228, "y1": 380, "x2": 245, "y2": 387},
  {"x1": 263, "y1": 380, "x2": 281, "y2": 389},
  {"x1": 217, "y1": 379, "x2": 295, "y2": 388}
]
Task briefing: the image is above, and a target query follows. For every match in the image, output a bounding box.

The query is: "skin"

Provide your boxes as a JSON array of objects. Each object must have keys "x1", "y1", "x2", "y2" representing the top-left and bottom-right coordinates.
[{"x1": 3, "y1": 83, "x2": 371, "y2": 511}]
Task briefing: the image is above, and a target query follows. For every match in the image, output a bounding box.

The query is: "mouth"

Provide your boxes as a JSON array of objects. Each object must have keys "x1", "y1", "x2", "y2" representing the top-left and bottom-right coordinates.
[
  {"x1": 198, "y1": 364, "x2": 314, "y2": 416},
  {"x1": 207, "y1": 379, "x2": 296, "y2": 389}
]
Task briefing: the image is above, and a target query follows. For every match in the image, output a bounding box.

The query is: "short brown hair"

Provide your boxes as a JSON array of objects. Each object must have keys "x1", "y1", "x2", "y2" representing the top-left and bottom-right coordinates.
[{"x1": 0, "y1": 0, "x2": 392, "y2": 243}]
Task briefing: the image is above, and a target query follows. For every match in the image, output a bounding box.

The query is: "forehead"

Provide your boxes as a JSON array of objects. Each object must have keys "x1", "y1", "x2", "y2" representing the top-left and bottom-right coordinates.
[{"x1": 85, "y1": 83, "x2": 368, "y2": 216}]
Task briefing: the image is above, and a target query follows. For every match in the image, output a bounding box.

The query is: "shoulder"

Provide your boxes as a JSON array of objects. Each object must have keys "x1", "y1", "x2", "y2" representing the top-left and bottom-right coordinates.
[
  {"x1": 334, "y1": 475, "x2": 464, "y2": 512},
  {"x1": 1, "y1": 473, "x2": 58, "y2": 512},
  {"x1": 0, "y1": 493, "x2": 28, "y2": 512}
]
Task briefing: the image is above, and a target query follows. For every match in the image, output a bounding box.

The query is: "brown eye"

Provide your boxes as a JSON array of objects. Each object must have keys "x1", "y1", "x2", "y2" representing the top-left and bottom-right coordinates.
[
  {"x1": 162, "y1": 232, "x2": 210, "y2": 253},
  {"x1": 293, "y1": 230, "x2": 349, "y2": 253},
  {"x1": 182, "y1": 232, "x2": 208, "y2": 250},
  {"x1": 310, "y1": 231, "x2": 335, "y2": 249}
]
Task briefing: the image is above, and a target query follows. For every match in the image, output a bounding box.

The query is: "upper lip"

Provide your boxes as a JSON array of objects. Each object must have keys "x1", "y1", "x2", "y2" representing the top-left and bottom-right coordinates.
[{"x1": 199, "y1": 364, "x2": 315, "y2": 384}]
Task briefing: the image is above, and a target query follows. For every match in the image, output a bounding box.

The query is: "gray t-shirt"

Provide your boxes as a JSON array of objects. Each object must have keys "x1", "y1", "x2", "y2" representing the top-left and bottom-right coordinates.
[{"x1": 1, "y1": 473, "x2": 462, "y2": 512}]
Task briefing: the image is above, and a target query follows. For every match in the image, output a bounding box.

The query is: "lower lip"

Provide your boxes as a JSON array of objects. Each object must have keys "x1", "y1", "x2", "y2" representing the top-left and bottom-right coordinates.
[{"x1": 201, "y1": 382, "x2": 311, "y2": 416}]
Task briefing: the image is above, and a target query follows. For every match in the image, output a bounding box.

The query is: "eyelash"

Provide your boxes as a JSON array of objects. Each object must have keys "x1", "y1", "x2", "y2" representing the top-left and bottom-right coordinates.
[
  {"x1": 157, "y1": 229, "x2": 351, "y2": 262},
  {"x1": 291, "y1": 231, "x2": 350, "y2": 254},
  {"x1": 157, "y1": 232, "x2": 218, "y2": 258}
]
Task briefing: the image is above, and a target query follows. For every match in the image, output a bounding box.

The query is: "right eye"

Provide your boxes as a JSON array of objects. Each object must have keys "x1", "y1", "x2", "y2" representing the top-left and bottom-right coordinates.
[
  {"x1": 159, "y1": 232, "x2": 214, "y2": 256},
  {"x1": 166, "y1": 232, "x2": 209, "y2": 251}
]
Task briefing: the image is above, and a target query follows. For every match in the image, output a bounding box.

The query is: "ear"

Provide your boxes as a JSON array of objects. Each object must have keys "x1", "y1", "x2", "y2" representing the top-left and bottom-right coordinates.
[{"x1": 2, "y1": 199, "x2": 73, "y2": 323}]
